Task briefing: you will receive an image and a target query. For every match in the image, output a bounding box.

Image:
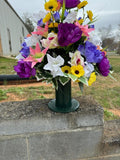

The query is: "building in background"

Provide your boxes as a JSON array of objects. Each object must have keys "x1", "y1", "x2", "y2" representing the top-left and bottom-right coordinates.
[{"x1": 0, "y1": 0, "x2": 28, "y2": 57}]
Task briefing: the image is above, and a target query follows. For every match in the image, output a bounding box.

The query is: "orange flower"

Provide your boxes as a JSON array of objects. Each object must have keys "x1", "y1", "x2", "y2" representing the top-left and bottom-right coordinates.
[{"x1": 56, "y1": 1, "x2": 62, "y2": 10}]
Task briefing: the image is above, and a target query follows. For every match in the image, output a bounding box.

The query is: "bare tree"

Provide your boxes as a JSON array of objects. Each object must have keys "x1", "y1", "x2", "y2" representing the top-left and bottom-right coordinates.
[{"x1": 22, "y1": 13, "x2": 34, "y2": 33}]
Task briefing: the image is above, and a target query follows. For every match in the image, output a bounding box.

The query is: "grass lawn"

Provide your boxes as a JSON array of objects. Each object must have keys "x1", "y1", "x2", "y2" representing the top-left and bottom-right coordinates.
[
  {"x1": 0, "y1": 56, "x2": 17, "y2": 74},
  {"x1": 0, "y1": 55, "x2": 120, "y2": 120}
]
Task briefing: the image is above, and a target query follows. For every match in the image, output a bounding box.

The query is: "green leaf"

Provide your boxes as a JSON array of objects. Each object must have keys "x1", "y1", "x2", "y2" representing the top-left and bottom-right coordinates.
[
  {"x1": 109, "y1": 73, "x2": 117, "y2": 81},
  {"x1": 61, "y1": 0, "x2": 65, "y2": 22},
  {"x1": 78, "y1": 82, "x2": 84, "y2": 93},
  {"x1": 68, "y1": 73, "x2": 78, "y2": 82},
  {"x1": 59, "y1": 76, "x2": 70, "y2": 86},
  {"x1": 52, "y1": 78, "x2": 58, "y2": 90},
  {"x1": 78, "y1": 76, "x2": 88, "y2": 86}
]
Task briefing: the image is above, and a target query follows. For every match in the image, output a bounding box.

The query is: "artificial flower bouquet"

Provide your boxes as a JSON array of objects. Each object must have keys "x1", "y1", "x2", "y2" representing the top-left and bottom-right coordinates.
[{"x1": 14, "y1": 0, "x2": 111, "y2": 91}]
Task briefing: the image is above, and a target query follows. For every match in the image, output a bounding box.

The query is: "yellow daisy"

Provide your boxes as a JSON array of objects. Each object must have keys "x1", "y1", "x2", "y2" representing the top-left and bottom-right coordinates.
[
  {"x1": 43, "y1": 13, "x2": 51, "y2": 23},
  {"x1": 77, "y1": 1, "x2": 88, "y2": 9},
  {"x1": 44, "y1": 0, "x2": 58, "y2": 12},
  {"x1": 78, "y1": 19, "x2": 84, "y2": 25},
  {"x1": 88, "y1": 72, "x2": 96, "y2": 86},
  {"x1": 87, "y1": 10, "x2": 93, "y2": 21},
  {"x1": 71, "y1": 65, "x2": 84, "y2": 78},
  {"x1": 61, "y1": 66, "x2": 71, "y2": 74},
  {"x1": 49, "y1": 22, "x2": 59, "y2": 28}
]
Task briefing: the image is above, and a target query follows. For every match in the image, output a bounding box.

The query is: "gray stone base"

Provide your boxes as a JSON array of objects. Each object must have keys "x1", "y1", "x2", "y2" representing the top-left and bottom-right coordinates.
[{"x1": 0, "y1": 97, "x2": 120, "y2": 160}]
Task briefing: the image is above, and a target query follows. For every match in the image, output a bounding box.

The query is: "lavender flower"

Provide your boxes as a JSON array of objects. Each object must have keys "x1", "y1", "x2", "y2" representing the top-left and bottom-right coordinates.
[
  {"x1": 58, "y1": 23, "x2": 82, "y2": 46},
  {"x1": 20, "y1": 42, "x2": 30, "y2": 58},
  {"x1": 78, "y1": 41, "x2": 103, "y2": 63},
  {"x1": 64, "y1": 10, "x2": 69, "y2": 18},
  {"x1": 53, "y1": 12, "x2": 60, "y2": 22},
  {"x1": 14, "y1": 60, "x2": 36, "y2": 78},
  {"x1": 37, "y1": 18, "x2": 44, "y2": 26}
]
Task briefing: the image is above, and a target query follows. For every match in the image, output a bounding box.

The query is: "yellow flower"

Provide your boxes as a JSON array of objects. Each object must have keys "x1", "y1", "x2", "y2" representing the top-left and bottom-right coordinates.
[
  {"x1": 44, "y1": 0, "x2": 58, "y2": 12},
  {"x1": 49, "y1": 22, "x2": 59, "y2": 28},
  {"x1": 88, "y1": 72, "x2": 96, "y2": 86},
  {"x1": 78, "y1": 19, "x2": 84, "y2": 24},
  {"x1": 71, "y1": 65, "x2": 84, "y2": 78},
  {"x1": 43, "y1": 13, "x2": 51, "y2": 23},
  {"x1": 61, "y1": 66, "x2": 71, "y2": 74},
  {"x1": 77, "y1": 1, "x2": 88, "y2": 9},
  {"x1": 87, "y1": 10, "x2": 93, "y2": 21}
]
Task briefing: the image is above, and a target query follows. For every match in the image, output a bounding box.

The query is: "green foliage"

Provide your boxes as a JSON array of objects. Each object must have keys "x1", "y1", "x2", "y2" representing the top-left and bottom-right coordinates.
[
  {"x1": 104, "y1": 109, "x2": 119, "y2": 121},
  {"x1": 59, "y1": 76, "x2": 70, "y2": 86},
  {"x1": 0, "y1": 57, "x2": 17, "y2": 75},
  {"x1": 0, "y1": 90, "x2": 7, "y2": 101}
]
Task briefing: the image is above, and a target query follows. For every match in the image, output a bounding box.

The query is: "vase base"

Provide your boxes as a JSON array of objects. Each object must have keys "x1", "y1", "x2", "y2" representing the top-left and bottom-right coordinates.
[{"x1": 48, "y1": 99, "x2": 79, "y2": 113}]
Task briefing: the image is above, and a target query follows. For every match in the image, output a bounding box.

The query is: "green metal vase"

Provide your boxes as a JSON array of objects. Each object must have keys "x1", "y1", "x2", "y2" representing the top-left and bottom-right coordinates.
[{"x1": 48, "y1": 80, "x2": 79, "y2": 113}]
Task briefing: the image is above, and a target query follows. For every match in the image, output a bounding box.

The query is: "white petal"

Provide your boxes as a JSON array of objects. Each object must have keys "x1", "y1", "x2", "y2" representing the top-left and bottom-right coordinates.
[
  {"x1": 63, "y1": 11, "x2": 77, "y2": 23},
  {"x1": 16, "y1": 54, "x2": 24, "y2": 60},
  {"x1": 55, "y1": 55, "x2": 64, "y2": 66},
  {"x1": 43, "y1": 63, "x2": 52, "y2": 71},
  {"x1": 84, "y1": 62, "x2": 94, "y2": 77}
]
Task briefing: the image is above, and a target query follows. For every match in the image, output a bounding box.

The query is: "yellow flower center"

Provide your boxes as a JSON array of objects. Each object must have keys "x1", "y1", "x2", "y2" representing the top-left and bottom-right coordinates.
[{"x1": 34, "y1": 53, "x2": 44, "y2": 59}]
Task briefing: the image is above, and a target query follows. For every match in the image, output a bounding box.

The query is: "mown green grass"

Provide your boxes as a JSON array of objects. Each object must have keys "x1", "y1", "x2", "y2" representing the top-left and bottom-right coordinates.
[
  {"x1": 0, "y1": 56, "x2": 17, "y2": 74},
  {"x1": 0, "y1": 55, "x2": 120, "y2": 120}
]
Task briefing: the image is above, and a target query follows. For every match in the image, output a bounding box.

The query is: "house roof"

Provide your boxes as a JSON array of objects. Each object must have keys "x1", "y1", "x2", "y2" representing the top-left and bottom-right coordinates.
[{"x1": 4, "y1": 0, "x2": 28, "y2": 32}]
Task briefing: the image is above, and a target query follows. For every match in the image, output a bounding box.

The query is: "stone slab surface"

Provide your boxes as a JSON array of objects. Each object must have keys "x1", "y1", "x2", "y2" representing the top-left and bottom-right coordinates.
[
  {"x1": 28, "y1": 127, "x2": 103, "y2": 160},
  {"x1": 0, "y1": 98, "x2": 119, "y2": 160},
  {"x1": 80, "y1": 154, "x2": 120, "y2": 160},
  {"x1": 0, "y1": 136, "x2": 27, "y2": 160},
  {"x1": 0, "y1": 97, "x2": 103, "y2": 136},
  {"x1": 101, "y1": 120, "x2": 120, "y2": 156}
]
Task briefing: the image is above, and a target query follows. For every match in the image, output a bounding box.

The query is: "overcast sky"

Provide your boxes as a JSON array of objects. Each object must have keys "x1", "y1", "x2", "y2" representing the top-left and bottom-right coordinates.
[{"x1": 7, "y1": 0, "x2": 120, "y2": 29}]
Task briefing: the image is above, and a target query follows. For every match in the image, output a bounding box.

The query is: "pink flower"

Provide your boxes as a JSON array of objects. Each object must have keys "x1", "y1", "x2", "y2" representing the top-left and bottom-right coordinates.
[
  {"x1": 24, "y1": 43, "x2": 48, "y2": 68},
  {"x1": 75, "y1": 22, "x2": 94, "y2": 37},
  {"x1": 32, "y1": 22, "x2": 48, "y2": 38}
]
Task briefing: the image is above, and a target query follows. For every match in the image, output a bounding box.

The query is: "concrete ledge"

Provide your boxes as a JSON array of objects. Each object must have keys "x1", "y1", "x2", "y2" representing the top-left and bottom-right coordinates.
[
  {"x1": 0, "y1": 97, "x2": 103, "y2": 136},
  {"x1": 0, "y1": 97, "x2": 119, "y2": 160}
]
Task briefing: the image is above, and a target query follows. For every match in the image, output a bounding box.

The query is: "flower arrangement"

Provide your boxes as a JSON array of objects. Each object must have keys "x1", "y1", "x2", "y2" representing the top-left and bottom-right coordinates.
[{"x1": 14, "y1": 0, "x2": 111, "y2": 91}]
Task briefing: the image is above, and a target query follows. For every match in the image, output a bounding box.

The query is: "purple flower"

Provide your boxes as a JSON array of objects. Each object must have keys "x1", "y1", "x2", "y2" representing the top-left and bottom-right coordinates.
[
  {"x1": 20, "y1": 42, "x2": 30, "y2": 58},
  {"x1": 89, "y1": 25, "x2": 94, "y2": 29},
  {"x1": 57, "y1": 0, "x2": 80, "y2": 9},
  {"x1": 58, "y1": 23, "x2": 82, "y2": 46},
  {"x1": 78, "y1": 17, "x2": 82, "y2": 20},
  {"x1": 37, "y1": 18, "x2": 44, "y2": 26},
  {"x1": 64, "y1": 10, "x2": 69, "y2": 18},
  {"x1": 14, "y1": 60, "x2": 36, "y2": 78},
  {"x1": 78, "y1": 41, "x2": 103, "y2": 63},
  {"x1": 53, "y1": 12, "x2": 60, "y2": 22},
  {"x1": 98, "y1": 52, "x2": 110, "y2": 76}
]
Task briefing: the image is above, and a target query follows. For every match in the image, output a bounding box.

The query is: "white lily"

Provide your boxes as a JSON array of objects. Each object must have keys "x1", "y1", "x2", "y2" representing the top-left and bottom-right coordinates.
[
  {"x1": 84, "y1": 62, "x2": 94, "y2": 78},
  {"x1": 89, "y1": 32, "x2": 102, "y2": 48},
  {"x1": 44, "y1": 54, "x2": 64, "y2": 78},
  {"x1": 69, "y1": 50, "x2": 84, "y2": 66},
  {"x1": 25, "y1": 34, "x2": 41, "y2": 47},
  {"x1": 41, "y1": 32, "x2": 59, "y2": 49},
  {"x1": 63, "y1": 11, "x2": 77, "y2": 23},
  {"x1": 16, "y1": 54, "x2": 25, "y2": 60}
]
